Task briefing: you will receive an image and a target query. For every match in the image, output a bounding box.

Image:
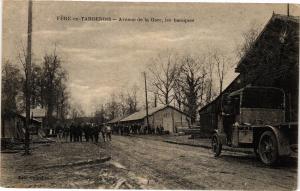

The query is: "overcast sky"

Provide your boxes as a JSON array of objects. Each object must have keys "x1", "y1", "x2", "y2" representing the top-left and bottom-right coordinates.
[{"x1": 2, "y1": 1, "x2": 300, "y2": 115}]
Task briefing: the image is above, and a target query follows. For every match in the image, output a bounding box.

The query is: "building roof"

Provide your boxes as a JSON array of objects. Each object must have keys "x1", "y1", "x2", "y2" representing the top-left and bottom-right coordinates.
[
  {"x1": 236, "y1": 13, "x2": 299, "y2": 72},
  {"x1": 228, "y1": 86, "x2": 284, "y2": 97},
  {"x1": 21, "y1": 107, "x2": 46, "y2": 118},
  {"x1": 120, "y1": 105, "x2": 188, "y2": 122},
  {"x1": 13, "y1": 112, "x2": 42, "y2": 124},
  {"x1": 107, "y1": 115, "x2": 128, "y2": 124}
]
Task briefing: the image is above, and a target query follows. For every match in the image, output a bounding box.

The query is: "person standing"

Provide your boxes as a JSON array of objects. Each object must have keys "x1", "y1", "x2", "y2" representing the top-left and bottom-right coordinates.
[
  {"x1": 93, "y1": 124, "x2": 100, "y2": 143},
  {"x1": 120, "y1": 125, "x2": 124, "y2": 136},
  {"x1": 100, "y1": 125, "x2": 106, "y2": 142},
  {"x1": 63, "y1": 124, "x2": 69, "y2": 142},
  {"x1": 78, "y1": 123, "x2": 83, "y2": 142},
  {"x1": 89, "y1": 123, "x2": 92, "y2": 142},
  {"x1": 74, "y1": 123, "x2": 78, "y2": 142},
  {"x1": 137, "y1": 124, "x2": 141, "y2": 135},
  {"x1": 83, "y1": 123, "x2": 89, "y2": 142},
  {"x1": 70, "y1": 123, "x2": 75, "y2": 142},
  {"x1": 106, "y1": 125, "x2": 112, "y2": 141},
  {"x1": 56, "y1": 123, "x2": 63, "y2": 141}
]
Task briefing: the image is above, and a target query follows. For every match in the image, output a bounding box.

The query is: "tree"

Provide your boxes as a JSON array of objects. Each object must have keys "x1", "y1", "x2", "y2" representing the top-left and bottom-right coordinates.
[
  {"x1": 42, "y1": 50, "x2": 68, "y2": 128},
  {"x1": 94, "y1": 104, "x2": 107, "y2": 124},
  {"x1": 213, "y1": 51, "x2": 229, "y2": 94},
  {"x1": 124, "y1": 85, "x2": 139, "y2": 114},
  {"x1": 174, "y1": 55, "x2": 207, "y2": 123},
  {"x1": 1, "y1": 61, "x2": 22, "y2": 114},
  {"x1": 55, "y1": 81, "x2": 70, "y2": 121},
  {"x1": 52, "y1": 69, "x2": 69, "y2": 121},
  {"x1": 148, "y1": 52, "x2": 178, "y2": 105},
  {"x1": 105, "y1": 93, "x2": 120, "y2": 120},
  {"x1": 204, "y1": 52, "x2": 216, "y2": 103},
  {"x1": 236, "y1": 25, "x2": 260, "y2": 59},
  {"x1": 118, "y1": 92, "x2": 128, "y2": 116},
  {"x1": 70, "y1": 103, "x2": 84, "y2": 121}
]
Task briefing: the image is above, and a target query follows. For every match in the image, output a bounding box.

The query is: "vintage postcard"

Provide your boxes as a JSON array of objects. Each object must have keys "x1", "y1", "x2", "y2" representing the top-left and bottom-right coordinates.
[{"x1": 1, "y1": 0, "x2": 299, "y2": 190}]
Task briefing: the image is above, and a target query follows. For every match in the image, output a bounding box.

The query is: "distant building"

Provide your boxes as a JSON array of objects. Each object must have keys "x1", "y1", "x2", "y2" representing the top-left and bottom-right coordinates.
[
  {"x1": 29, "y1": 107, "x2": 46, "y2": 127},
  {"x1": 199, "y1": 14, "x2": 299, "y2": 135},
  {"x1": 118, "y1": 105, "x2": 190, "y2": 133},
  {"x1": 21, "y1": 107, "x2": 47, "y2": 135}
]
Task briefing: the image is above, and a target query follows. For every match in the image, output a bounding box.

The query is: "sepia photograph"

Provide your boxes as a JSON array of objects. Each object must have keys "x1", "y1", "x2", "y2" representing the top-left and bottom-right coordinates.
[{"x1": 1, "y1": 0, "x2": 299, "y2": 190}]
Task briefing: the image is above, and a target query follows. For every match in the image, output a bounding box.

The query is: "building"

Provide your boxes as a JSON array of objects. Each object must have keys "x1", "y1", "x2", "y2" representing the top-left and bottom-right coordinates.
[
  {"x1": 1, "y1": 111, "x2": 25, "y2": 140},
  {"x1": 199, "y1": 13, "x2": 299, "y2": 135},
  {"x1": 30, "y1": 107, "x2": 46, "y2": 126},
  {"x1": 21, "y1": 107, "x2": 47, "y2": 136},
  {"x1": 118, "y1": 105, "x2": 190, "y2": 133},
  {"x1": 107, "y1": 116, "x2": 127, "y2": 125},
  {"x1": 1, "y1": 110, "x2": 41, "y2": 140}
]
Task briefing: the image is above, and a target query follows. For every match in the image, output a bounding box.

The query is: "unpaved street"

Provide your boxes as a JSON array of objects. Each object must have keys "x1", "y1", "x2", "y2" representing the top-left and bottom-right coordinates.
[
  {"x1": 106, "y1": 135, "x2": 297, "y2": 190},
  {"x1": 1, "y1": 135, "x2": 297, "y2": 190}
]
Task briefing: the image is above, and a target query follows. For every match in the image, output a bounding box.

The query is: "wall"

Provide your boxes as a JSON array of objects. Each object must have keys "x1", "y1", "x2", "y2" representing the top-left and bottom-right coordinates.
[
  {"x1": 149, "y1": 107, "x2": 189, "y2": 133},
  {"x1": 1, "y1": 115, "x2": 25, "y2": 139}
]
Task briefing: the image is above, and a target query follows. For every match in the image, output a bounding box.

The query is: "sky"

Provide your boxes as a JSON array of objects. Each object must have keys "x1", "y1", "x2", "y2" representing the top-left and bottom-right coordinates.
[{"x1": 2, "y1": 1, "x2": 300, "y2": 115}]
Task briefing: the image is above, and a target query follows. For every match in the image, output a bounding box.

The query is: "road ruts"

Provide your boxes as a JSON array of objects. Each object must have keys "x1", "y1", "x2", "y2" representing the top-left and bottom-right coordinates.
[{"x1": 107, "y1": 135, "x2": 297, "y2": 190}]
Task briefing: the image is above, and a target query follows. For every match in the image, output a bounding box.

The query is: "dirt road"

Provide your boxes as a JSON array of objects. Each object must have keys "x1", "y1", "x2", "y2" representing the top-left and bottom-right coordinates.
[
  {"x1": 106, "y1": 135, "x2": 297, "y2": 190},
  {"x1": 1, "y1": 135, "x2": 297, "y2": 189}
]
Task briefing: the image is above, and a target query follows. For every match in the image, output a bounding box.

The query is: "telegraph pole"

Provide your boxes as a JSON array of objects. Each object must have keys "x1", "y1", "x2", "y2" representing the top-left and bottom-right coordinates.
[
  {"x1": 154, "y1": 92, "x2": 157, "y2": 107},
  {"x1": 287, "y1": 4, "x2": 290, "y2": 16},
  {"x1": 24, "y1": 0, "x2": 33, "y2": 155},
  {"x1": 144, "y1": 72, "x2": 150, "y2": 132}
]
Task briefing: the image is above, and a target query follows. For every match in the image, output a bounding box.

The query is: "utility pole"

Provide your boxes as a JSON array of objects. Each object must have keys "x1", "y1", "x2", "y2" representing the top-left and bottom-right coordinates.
[
  {"x1": 287, "y1": 4, "x2": 290, "y2": 16},
  {"x1": 24, "y1": 0, "x2": 33, "y2": 155},
  {"x1": 144, "y1": 72, "x2": 150, "y2": 132},
  {"x1": 154, "y1": 92, "x2": 157, "y2": 107}
]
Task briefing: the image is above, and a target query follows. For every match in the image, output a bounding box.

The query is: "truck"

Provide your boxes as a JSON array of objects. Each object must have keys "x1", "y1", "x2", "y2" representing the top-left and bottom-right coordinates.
[{"x1": 211, "y1": 86, "x2": 297, "y2": 165}]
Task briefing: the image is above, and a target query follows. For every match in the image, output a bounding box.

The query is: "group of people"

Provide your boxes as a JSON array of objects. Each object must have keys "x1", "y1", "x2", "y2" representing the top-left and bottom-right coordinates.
[
  {"x1": 55, "y1": 123, "x2": 112, "y2": 143},
  {"x1": 112, "y1": 124, "x2": 166, "y2": 136},
  {"x1": 55, "y1": 122, "x2": 167, "y2": 141}
]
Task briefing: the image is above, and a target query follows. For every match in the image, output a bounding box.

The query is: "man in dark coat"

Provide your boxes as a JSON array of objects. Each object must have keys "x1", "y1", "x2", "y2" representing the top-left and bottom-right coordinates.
[
  {"x1": 70, "y1": 123, "x2": 75, "y2": 142},
  {"x1": 63, "y1": 124, "x2": 69, "y2": 142},
  {"x1": 83, "y1": 123, "x2": 90, "y2": 142},
  {"x1": 55, "y1": 123, "x2": 63, "y2": 141},
  {"x1": 74, "y1": 123, "x2": 79, "y2": 142},
  {"x1": 137, "y1": 124, "x2": 141, "y2": 135},
  {"x1": 93, "y1": 124, "x2": 100, "y2": 143},
  {"x1": 78, "y1": 123, "x2": 83, "y2": 142},
  {"x1": 222, "y1": 99, "x2": 234, "y2": 145}
]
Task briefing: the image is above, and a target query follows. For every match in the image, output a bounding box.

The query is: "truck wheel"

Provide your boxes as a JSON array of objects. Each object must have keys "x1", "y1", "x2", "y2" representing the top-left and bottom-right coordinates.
[
  {"x1": 212, "y1": 134, "x2": 222, "y2": 157},
  {"x1": 258, "y1": 131, "x2": 278, "y2": 165}
]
